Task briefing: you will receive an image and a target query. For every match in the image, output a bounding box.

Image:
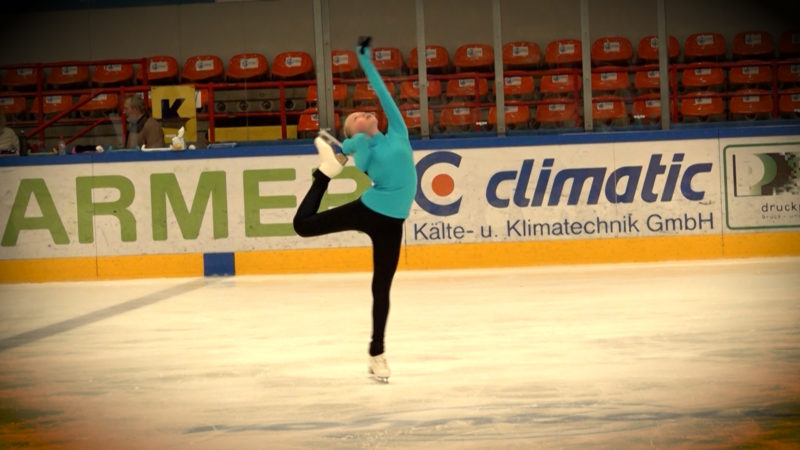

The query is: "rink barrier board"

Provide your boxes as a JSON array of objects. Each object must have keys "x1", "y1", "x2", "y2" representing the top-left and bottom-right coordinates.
[{"x1": 0, "y1": 231, "x2": 797, "y2": 283}]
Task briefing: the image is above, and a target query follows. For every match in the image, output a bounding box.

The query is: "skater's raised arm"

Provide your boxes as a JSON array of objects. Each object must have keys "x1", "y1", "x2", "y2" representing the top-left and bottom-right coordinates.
[{"x1": 356, "y1": 37, "x2": 407, "y2": 139}]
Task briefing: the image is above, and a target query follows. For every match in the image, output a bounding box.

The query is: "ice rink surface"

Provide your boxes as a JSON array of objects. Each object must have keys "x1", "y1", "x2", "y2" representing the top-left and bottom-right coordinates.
[{"x1": 1, "y1": 257, "x2": 799, "y2": 449}]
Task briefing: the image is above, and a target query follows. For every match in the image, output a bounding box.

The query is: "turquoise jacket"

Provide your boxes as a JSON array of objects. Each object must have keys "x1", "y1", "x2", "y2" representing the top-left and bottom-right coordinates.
[{"x1": 342, "y1": 47, "x2": 417, "y2": 220}]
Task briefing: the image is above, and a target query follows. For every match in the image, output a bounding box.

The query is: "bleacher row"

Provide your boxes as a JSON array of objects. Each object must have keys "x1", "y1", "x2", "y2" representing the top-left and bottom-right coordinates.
[{"x1": 2, "y1": 30, "x2": 800, "y2": 140}]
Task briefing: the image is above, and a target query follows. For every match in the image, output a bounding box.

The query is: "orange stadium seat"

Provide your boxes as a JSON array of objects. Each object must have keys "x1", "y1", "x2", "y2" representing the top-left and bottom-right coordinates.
[
  {"x1": 637, "y1": 35, "x2": 680, "y2": 63},
  {"x1": 297, "y1": 107, "x2": 341, "y2": 138},
  {"x1": 437, "y1": 102, "x2": 480, "y2": 132},
  {"x1": 454, "y1": 44, "x2": 494, "y2": 72},
  {"x1": 591, "y1": 66, "x2": 630, "y2": 93},
  {"x1": 77, "y1": 92, "x2": 120, "y2": 115},
  {"x1": 729, "y1": 60, "x2": 772, "y2": 88},
  {"x1": 539, "y1": 72, "x2": 582, "y2": 97},
  {"x1": 680, "y1": 91, "x2": 725, "y2": 122},
  {"x1": 182, "y1": 55, "x2": 224, "y2": 82},
  {"x1": 591, "y1": 37, "x2": 633, "y2": 65},
  {"x1": 408, "y1": 45, "x2": 450, "y2": 73},
  {"x1": 137, "y1": 56, "x2": 179, "y2": 84},
  {"x1": 497, "y1": 75, "x2": 535, "y2": 99},
  {"x1": 30, "y1": 94, "x2": 74, "y2": 116},
  {"x1": 399, "y1": 79, "x2": 443, "y2": 104},
  {"x1": 2, "y1": 67, "x2": 41, "y2": 90},
  {"x1": 778, "y1": 87, "x2": 800, "y2": 118},
  {"x1": 272, "y1": 51, "x2": 314, "y2": 79},
  {"x1": 352, "y1": 81, "x2": 396, "y2": 106},
  {"x1": 503, "y1": 41, "x2": 541, "y2": 69},
  {"x1": 445, "y1": 77, "x2": 489, "y2": 100},
  {"x1": 732, "y1": 31, "x2": 775, "y2": 60},
  {"x1": 632, "y1": 93, "x2": 674, "y2": 124},
  {"x1": 633, "y1": 65, "x2": 677, "y2": 92},
  {"x1": 779, "y1": 31, "x2": 800, "y2": 58},
  {"x1": 0, "y1": 95, "x2": 26, "y2": 117},
  {"x1": 371, "y1": 47, "x2": 404, "y2": 75},
  {"x1": 684, "y1": 32, "x2": 727, "y2": 61},
  {"x1": 226, "y1": 53, "x2": 268, "y2": 81},
  {"x1": 398, "y1": 104, "x2": 434, "y2": 133},
  {"x1": 488, "y1": 104, "x2": 531, "y2": 130},
  {"x1": 47, "y1": 63, "x2": 89, "y2": 88},
  {"x1": 91, "y1": 63, "x2": 134, "y2": 86},
  {"x1": 332, "y1": 50, "x2": 359, "y2": 77},
  {"x1": 305, "y1": 83, "x2": 348, "y2": 106},
  {"x1": 545, "y1": 39, "x2": 582, "y2": 66},
  {"x1": 591, "y1": 95, "x2": 628, "y2": 126},
  {"x1": 681, "y1": 62, "x2": 726, "y2": 91},
  {"x1": 536, "y1": 98, "x2": 579, "y2": 128},
  {"x1": 777, "y1": 59, "x2": 800, "y2": 87},
  {"x1": 728, "y1": 88, "x2": 773, "y2": 119}
]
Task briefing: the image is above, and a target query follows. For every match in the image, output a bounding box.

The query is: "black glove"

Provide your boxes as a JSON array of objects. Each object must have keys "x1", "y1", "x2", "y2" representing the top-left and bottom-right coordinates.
[{"x1": 357, "y1": 36, "x2": 372, "y2": 54}]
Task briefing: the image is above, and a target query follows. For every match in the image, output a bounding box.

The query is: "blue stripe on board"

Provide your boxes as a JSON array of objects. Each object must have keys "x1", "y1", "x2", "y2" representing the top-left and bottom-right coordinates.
[{"x1": 203, "y1": 252, "x2": 235, "y2": 277}]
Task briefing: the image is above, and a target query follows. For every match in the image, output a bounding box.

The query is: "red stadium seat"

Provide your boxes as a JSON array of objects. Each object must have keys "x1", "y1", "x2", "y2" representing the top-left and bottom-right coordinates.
[
  {"x1": 137, "y1": 56, "x2": 179, "y2": 84},
  {"x1": 445, "y1": 77, "x2": 489, "y2": 100},
  {"x1": 399, "y1": 79, "x2": 443, "y2": 103},
  {"x1": 637, "y1": 35, "x2": 680, "y2": 63},
  {"x1": 305, "y1": 84, "x2": 348, "y2": 106},
  {"x1": 591, "y1": 37, "x2": 633, "y2": 65},
  {"x1": 78, "y1": 92, "x2": 120, "y2": 115},
  {"x1": 2, "y1": 67, "x2": 41, "y2": 91},
  {"x1": 633, "y1": 65, "x2": 677, "y2": 92},
  {"x1": 182, "y1": 55, "x2": 224, "y2": 82},
  {"x1": 632, "y1": 93, "x2": 674, "y2": 123},
  {"x1": 681, "y1": 62, "x2": 726, "y2": 91},
  {"x1": 0, "y1": 95, "x2": 26, "y2": 117},
  {"x1": 91, "y1": 63, "x2": 134, "y2": 86},
  {"x1": 408, "y1": 45, "x2": 450, "y2": 73},
  {"x1": 272, "y1": 52, "x2": 314, "y2": 79},
  {"x1": 680, "y1": 91, "x2": 725, "y2": 122},
  {"x1": 496, "y1": 75, "x2": 535, "y2": 99},
  {"x1": 30, "y1": 94, "x2": 74, "y2": 116},
  {"x1": 729, "y1": 60, "x2": 772, "y2": 88},
  {"x1": 545, "y1": 39, "x2": 582, "y2": 66},
  {"x1": 297, "y1": 107, "x2": 341, "y2": 138},
  {"x1": 371, "y1": 47, "x2": 404, "y2": 75},
  {"x1": 47, "y1": 63, "x2": 89, "y2": 88},
  {"x1": 779, "y1": 31, "x2": 800, "y2": 58},
  {"x1": 778, "y1": 87, "x2": 800, "y2": 118},
  {"x1": 503, "y1": 41, "x2": 541, "y2": 69},
  {"x1": 591, "y1": 66, "x2": 630, "y2": 93},
  {"x1": 535, "y1": 98, "x2": 579, "y2": 127},
  {"x1": 488, "y1": 104, "x2": 531, "y2": 130},
  {"x1": 332, "y1": 50, "x2": 359, "y2": 77},
  {"x1": 777, "y1": 59, "x2": 800, "y2": 87},
  {"x1": 732, "y1": 31, "x2": 775, "y2": 60},
  {"x1": 226, "y1": 53, "x2": 268, "y2": 81},
  {"x1": 437, "y1": 102, "x2": 480, "y2": 132},
  {"x1": 539, "y1": 72, "x2": 582, "y2": 97},
  {"x1": 591, "y1": 95, "x2": 628, "y2": 126},
  {"x1": 352, "y1": 81, "x2": 396, "y2": 106},
  {"x1": 728, "y1": 88, "x2": 773, "y2": 119},
  {"x1": 684, "y1": 32, "x2": 727, "y2": 61},
  {"x1": 399, "y1": 104, "x2": 434, "y2": 133},
  {"x1": 454, "y1": 44, "x2": 494, "y2": 72}
]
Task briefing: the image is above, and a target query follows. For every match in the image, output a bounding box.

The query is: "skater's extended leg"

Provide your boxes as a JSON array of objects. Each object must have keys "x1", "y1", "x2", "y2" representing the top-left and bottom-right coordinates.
[
  {"x1": 293, "y1": 174, "x2": 372, "y2": 237},
  {"x1": 367, "y1": 218, "x2": 404, "y2": 357}
]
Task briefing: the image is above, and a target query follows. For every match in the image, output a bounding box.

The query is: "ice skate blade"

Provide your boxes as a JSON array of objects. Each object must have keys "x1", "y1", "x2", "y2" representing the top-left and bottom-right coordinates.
[{"x1": 371, "y1": 375, "x2": 389, "y2": 384}]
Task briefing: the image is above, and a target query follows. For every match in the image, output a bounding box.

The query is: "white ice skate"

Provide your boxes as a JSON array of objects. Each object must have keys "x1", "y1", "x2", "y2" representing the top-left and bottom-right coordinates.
[
  {"x1": 368, "y1": 354, "x2": 390, "y2": 383},
  {"x1": 314, "y1": 130, "x2": 347, "y2": 178}
]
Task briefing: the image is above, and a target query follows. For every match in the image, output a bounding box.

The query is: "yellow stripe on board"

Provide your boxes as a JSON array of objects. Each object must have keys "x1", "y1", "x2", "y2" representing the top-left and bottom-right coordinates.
[
  {"x1": 96, "y1": 254, "x2": 204, "y2": 280},
  {"x1": 0, "y1": 257, "x2": 98, "y2": 283}
]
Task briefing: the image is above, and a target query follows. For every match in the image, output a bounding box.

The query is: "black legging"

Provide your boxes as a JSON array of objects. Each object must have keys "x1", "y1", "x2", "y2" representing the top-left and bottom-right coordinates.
[{"x1": 293, "y1": 170, "x2": 404, "y2": 357}]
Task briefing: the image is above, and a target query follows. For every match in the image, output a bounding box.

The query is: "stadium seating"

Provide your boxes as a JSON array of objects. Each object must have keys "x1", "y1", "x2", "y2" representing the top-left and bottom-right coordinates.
[
  {"x1": 680, "y1": 91, "x2": 725, "y2": 122},
  {"x1": 488, "y1": 104, "x2": 531, "y2": 130},
  {"x1": 445, "y1": 77, "x2": 489, "y2": 101},
  {"x1": 137, "y1": 56, "x2": 179, "y2": 85},
  {"x1": 437, "y1": 102, "x2": 481, "y2": 132},
  {"x1": 778, "y1": 87, "x2": 800, "y2": 118},
  {"x1": 0, "y1": 96, "x2": 26, "y2": 117},
  {"x1": 729, "y1": 60, "x2": 772, "y2": 89},
  {"x1": 399, "y1": 104, "x2": 434, "y2": 133},
  {"x1": 399, "y1": 79, "x2": 443, "y2": 104},
  {"x1": 503, "y1": 41, "x2": 541, "y2": 70},
  {"x1": 408, "y1": 45, "x2": 450, "y2": 73},
  {"x1": 591, "y1": 95, "x2": 628, "y2": 127},
  {"x1": 305, "y1": 84, "x2": 348, "y2": 107},
  {"x1": 2, "y1": 67, "x2": 41, "y2": 91},
  {"x1": 297, "y1": 107, "x2": 341, "y2": 139},
  {"x1": 592, "y1": 66, "x2": 630, "y2": 94},
  {"x1": 632, "y1": 93, "x2": 673, "y2": 124},
  {"x1": 454, "y1": 44, "x2": 494, "y2": 72},
  {"x1": 779, "y1": 31, "x2": 800, "y2": 57},
  {"x1": 352, "y1": 81, "x2": 396, "y2": 106},
  {"x1": 77, "y1": 92, "x2": 120, "y2": 116},
  {"x1": 633, "y1": 65, "x2": 677, "y2": 92},
  {"x1": 637, "y1": 35, "x2": 680, "y2": 63},
  {"x1": 30, "y1": 94, "x2": 74, "y2": 116},
  {"x1": 226, "y1": 53, "x2": 269, "y2": 81},
  {"x1": 271, "y1": 52, "x2": 314, "y2": 79},
  {"x1": 539, "y1": 72, "x2": 582, "y2": 97},
  {"x1": 728, "y1": 88, "x2": 773, "y2": 120},
  {"x1": 681, "y1": 62, "x2": 726, "y2": 92},
  {"x1": 545, "y1": 39, "x2": 582, "y2": 67},
  {"x1": 684, "y1": 32, "x2": 727, "y2": 61},
  {"x1": 182, "y1": 55, "x2": 224, "y2": 83},
  {"x1": 535, "y1": 98, "x2": 579, "y2": 128},
  {"x1": 370, "y1": 47, "x2": 404, "y2": 76},
  {"x1": 91, "y1": 63, "x2": 134, "y2": 86},
  {"x1": 732, "y1": 31, "x2": 774, "y2": 60},
  {"x1": 592, "y1": 37, "x2": 633, "y2": 66},
  {"x1": 47, "y1": 63, "x2": 89, "y2": 89},
  {"x1": 777, "y1": 59, "x2": 800, "y2": 87},
  {"x1": 496, "y1": 75, "x2": 535, "y2": 100},
  {"x1": 332, "y1": 50, "x2": 359, "y2": 78}
]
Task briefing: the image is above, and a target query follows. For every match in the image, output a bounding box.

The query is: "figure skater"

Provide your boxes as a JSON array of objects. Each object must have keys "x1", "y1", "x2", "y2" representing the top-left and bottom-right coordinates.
[{"x1": 293, "y1": 36, "x2": 417, "y2": 383}]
